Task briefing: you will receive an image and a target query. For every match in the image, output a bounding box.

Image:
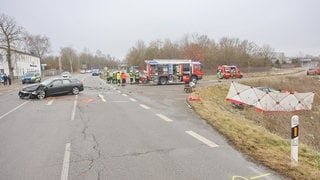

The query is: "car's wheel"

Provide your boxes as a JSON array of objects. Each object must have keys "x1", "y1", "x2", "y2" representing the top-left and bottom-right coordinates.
[
  {"x1": 18, "y1": 92, "x2": 23, "y2": 99},
  {"x1": 159, "y1": 77, "x2": 167, "y2": 85},
  {"x1": 190, "y1": 76, "x2": 197, "y2": 84},
  {"x1": 72, "y1": 87, "x2": 80, "y2": 95},
  {"x1": 37, "y1": 90, "x2": 46, "y2": 99}
]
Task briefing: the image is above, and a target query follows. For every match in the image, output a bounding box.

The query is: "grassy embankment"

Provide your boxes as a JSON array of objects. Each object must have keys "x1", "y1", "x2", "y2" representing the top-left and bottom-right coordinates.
[{"x1": 189, "y1": 75, "x2": 320, "y2": 179}]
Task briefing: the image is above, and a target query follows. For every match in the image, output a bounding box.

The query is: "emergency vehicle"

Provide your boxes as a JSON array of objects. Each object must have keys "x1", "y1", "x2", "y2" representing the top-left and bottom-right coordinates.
[
  {"x1": 217, "y1": 65, "x2": 243, "y2": 79},
  {"x1": 144, "y1": 59, "x2": 203, "y2": 85}
]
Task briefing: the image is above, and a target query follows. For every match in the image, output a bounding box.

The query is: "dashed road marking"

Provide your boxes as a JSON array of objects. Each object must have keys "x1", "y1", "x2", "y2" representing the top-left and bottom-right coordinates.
[
  {"x1": 71, "y1": 95, "x2": 78, "y2": 121},
  {"x1": 185, "y1": 130, "x2": 219, "y2": 148},
  {"x1": 117, "y1": 90, "x2": 121, "y2": 93},
  {"x1": 156, "y1": 113, "x2": 173, "y2": 122},
  {"x1": 61, "y1": 143, "x2": 71, "y2": 180},
  {"x1": 98, "y1": 94, "x2": 106, "y2": 102},
  {"x1": 122, "y1": 93, "x2": 128, "y2": 97},
  {"x1": 140, "y1": 104, "x2": 150, "y2": 109},
  {"x1": 130, "y1": 98, "x2": 137, "y2": 102}
]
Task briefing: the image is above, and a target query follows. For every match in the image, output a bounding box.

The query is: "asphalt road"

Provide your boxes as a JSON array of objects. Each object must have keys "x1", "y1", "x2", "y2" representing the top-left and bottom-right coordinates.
[{"x1": 0, "y1": 74, "x2": 283, "y2": 180}]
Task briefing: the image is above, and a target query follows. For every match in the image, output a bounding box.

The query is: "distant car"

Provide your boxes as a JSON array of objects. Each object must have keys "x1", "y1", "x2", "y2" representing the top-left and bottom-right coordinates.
[
  {"x1": 18, "y1": 77, "x2": 84, "y2": 99},
  {"x1": 307, "y1": 68, "x2": 320, "y2": 75},
  {"x1": 85, "y1": 70, "x2": 92, "y2": 73},
  {"x1": 21, "y1": 72, "x2": 41, "y2": 84},
  {"x1": 80, "y1": 70, "x2": 86, "y2": 74},
  {"x1": 257, "y1": 87, "x2": 280, "y2": 93},
  {"x1": 0, "y1": 75, "x2": 4, "y2": 84},
  {"x1": 92, "y1": 69, "x2": 100, "y2": 76},
  {"x1": 61, "y1": 71, "x2": 72, "y2": 78}
]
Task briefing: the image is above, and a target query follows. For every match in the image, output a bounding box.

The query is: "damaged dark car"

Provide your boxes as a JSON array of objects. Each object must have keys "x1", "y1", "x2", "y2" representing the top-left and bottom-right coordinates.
[{"x1": 18, "y1": 77, "x2": 84, "y2": 99}]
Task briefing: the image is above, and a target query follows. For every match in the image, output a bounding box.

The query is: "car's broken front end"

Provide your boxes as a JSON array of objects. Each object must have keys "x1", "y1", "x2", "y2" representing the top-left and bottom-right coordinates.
[{"x1": 18, "y1": 84, "x2": 40, "y2": 99}]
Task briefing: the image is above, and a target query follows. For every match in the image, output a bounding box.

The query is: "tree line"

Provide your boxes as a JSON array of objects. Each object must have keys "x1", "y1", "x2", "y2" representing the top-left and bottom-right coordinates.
[
  {"x1": 125, "y1": 34, "x2": 278, "y2": 73},
  {"x1": 2, "y1": 12, "x2": 281, "y2": 78}
]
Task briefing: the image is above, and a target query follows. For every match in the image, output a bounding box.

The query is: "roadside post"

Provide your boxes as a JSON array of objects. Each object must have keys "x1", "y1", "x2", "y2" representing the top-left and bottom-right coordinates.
[{"x1": 291, "y1": 115, "x2": 299, "y2": 166}]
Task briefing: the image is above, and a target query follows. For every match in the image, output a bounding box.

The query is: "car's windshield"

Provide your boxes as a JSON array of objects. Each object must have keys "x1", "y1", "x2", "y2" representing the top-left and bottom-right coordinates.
[
  {"x1": 24, "y1": 73, "x2": 35, "y2": 76},
  {"x1": 41, "y1": 78, "x2": 55, "y2": 86}
]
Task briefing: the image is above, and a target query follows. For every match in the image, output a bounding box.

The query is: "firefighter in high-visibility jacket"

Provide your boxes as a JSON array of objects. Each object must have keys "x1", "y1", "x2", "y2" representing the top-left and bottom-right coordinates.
[
  {"x1": 116, "y1": 72, "x2": 121, "y2": 85},
  {"x1": 134, "y1": 71, "x2": 140, "y2": 84},
  {"x1": 129, "y1": 71, "x2": 134, "y2": 84},
  {"x1": 217, "y1": 69, "x2": 222, "y2": 82},
  {"x1": 121, "y1": 71, "x2": 126, "y2": 85}
]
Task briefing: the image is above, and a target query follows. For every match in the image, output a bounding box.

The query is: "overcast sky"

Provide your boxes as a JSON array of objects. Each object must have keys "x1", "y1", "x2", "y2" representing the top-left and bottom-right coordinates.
[{"x1": 1, "y1": 0, "x2": 319, "y2": 59}]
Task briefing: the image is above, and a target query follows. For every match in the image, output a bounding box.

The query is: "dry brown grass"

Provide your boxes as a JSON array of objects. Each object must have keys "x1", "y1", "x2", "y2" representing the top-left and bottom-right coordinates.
[{"x1": 189, "y1": 75, "x2": 320, "y2": 179}]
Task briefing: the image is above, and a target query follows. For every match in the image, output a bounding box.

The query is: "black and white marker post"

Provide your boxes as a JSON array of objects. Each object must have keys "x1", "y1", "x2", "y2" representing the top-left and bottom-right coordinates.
[{"x1": 291, "y1": 115, "x2": 299, "y2": 166}]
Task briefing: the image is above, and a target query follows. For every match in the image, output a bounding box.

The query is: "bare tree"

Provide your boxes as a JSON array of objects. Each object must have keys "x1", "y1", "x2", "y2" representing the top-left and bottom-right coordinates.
[
  {"x1": 23, "y1": 32, "x2": 51, "y2": 61},
  {"x1": 60, "y1": 47, "x2": 77, "y2": 73},
  {"x1": 259, "y1": 44, "x2": 275, "y2": 67},
  {"x1": 0, "y1": 13, "x2": 24, "y2": 79}
]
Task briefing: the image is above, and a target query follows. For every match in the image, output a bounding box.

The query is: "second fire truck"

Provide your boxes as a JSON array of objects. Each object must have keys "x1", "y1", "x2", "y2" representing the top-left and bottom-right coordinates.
[{"x1": 144, "y1": 59, "x2": 203, "y2": 85}]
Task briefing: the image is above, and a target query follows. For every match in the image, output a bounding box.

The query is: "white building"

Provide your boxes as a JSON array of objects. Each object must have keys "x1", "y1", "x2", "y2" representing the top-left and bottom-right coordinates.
[{"x1": 0, "y1": 48, "x2": 41, "y2": 78}]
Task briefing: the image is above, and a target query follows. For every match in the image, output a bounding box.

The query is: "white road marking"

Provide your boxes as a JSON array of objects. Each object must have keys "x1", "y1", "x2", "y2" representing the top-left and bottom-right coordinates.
[
  {"x1": 130, "y1": 98, "x2": 137, "y2": 102},
  {"x1": 122, "y1": 93, "x2": 128, "y2": 97},
  {"x1": 71, "y1": 95, "x2": 78, "y2": 121},
  {"x1": 61, "y1": 143, "x2": 71, "y2": 180},
  {"x1": 98, "y1": 94, "x2": 106, "y2": 102},
  {"x1": 185, "y1": 131, "x2": 219, "y2": 148},
  {"x1": 156, "y1": 113, "x2": 173, "y2": 122},
  {"x1": 140, "y1": 104, "x2": 150, "y2": 109},
  {"x1": 117, "y1": 90, "x2": 121, "y2": 93},
  {"x1": 0, "y1": 101, "x2": 29, "y2": 120},
  {"x1": 46, "y1": 99, "x2": 54, "y2": 105}
]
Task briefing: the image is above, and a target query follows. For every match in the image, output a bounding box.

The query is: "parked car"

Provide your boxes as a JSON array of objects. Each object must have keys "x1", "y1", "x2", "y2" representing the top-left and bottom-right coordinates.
[
  {"x1": 18, "y1": 77, "x2": 84, "y2": 99},
  {"x1": 80, "y1": 70, "x2": 86, "y2": 74},
  {"x1": 92, "y1": 69, "x2": 100, "y2": 76},
  {"x1": 0, "y1": 75, "x2": 4, "y2": 84},
  {"x1": 21, "y1": 72, "x2": 41, "y2": 84},
  {"x1": 257, "y1": 87, "x2": 280, "y2": 93},
  {"x1": 306, "y1": 67, "x2": 320, "y2": 75},
  {"x1": 61, "y1": 71, "x2": 72, "y2": 78}
]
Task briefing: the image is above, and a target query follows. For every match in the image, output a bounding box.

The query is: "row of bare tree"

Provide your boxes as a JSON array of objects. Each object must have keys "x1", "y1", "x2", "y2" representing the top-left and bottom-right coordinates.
[
  {"x1": 44, "y1": 48, "x2": 120, "y2": 72},
  {"x1": 125, "y1": 34, "x2": 277, "y2": 73},
  {"x1": 0, "y1": 13, "x2": 51, "y2": 79},
  {"x1": 0, "y1": 13, "x2": 120, "y2": 75},
  {"x1": 1, "y1": 12, "x2": 279, "y2": 77}
]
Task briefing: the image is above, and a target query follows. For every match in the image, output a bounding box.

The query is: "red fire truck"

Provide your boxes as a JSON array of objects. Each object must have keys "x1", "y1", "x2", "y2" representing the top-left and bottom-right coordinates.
[
  {"x1": 217, "y1": 65, "x2": 243, "y2": 79},
  {"x1": 144, "y1": 59, "x2": 203, "y2": 85}
]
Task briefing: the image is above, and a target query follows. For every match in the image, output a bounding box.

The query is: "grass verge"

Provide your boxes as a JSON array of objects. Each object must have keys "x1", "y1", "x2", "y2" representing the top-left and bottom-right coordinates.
[{"x1": 188, "y1": 83, "x2": 320, "y2": 179}]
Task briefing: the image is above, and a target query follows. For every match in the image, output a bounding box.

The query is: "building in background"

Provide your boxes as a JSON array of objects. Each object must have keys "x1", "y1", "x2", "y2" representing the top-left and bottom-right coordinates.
[{"x1": 0, "y1": 47, "x2": 41, "y2": 78}]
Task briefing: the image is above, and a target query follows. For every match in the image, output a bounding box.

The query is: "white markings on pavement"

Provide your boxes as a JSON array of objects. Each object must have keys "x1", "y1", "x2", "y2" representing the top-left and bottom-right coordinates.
[
  {"x1": 117, "y1": 90, "x2": 121, "y2": 93},
  {"x1": 130, "y1": 98, "x2": 137, "y2": 102},
  {"x1": 185, "y1": 131, "x2": 219, "y2": 148},
  {"x1": 98, "y1": 94, "x2": 106, "y2": 102},
  {"x1": 122, "y1": 93, "x2": 128, "y2": 97},
  {"x1": 156, "y1": 113, "x2": 173, "y2": 122},
  {"x1": 0, "y1": 101, "x2": 29, "y2": 120},
  {"x1": 140, "y1": 104, "x2": 150, "y2": 109},
  {"x1": 61, "y1": 143, "x2": 71, "y2": 180},
  {"x1": 71, "y1": 95, "x2": 78, "y2": 121},
  {"x1": 46, "y1": 99, "x2": 54, "y2": 105}
]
